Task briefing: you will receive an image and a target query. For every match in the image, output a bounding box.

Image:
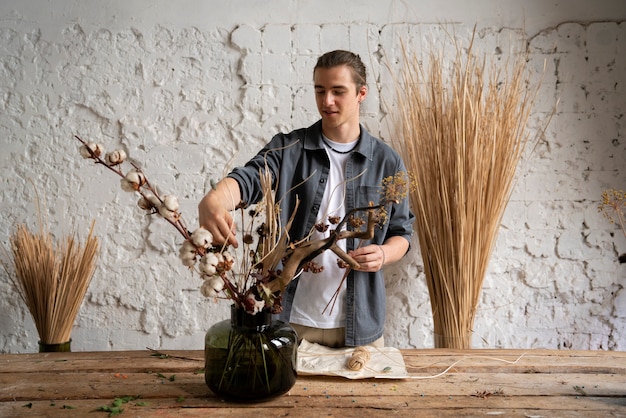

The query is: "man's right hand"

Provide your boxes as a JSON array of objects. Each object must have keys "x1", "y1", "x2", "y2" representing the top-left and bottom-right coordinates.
[{"x1": 198, "y1": 177, "x2": 241, "y2": 248}]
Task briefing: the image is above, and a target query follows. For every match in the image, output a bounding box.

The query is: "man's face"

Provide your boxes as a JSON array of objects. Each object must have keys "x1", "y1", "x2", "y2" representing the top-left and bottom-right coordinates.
[{"x1": 314, "y1": 65, "x2": 367, "y2": 134}]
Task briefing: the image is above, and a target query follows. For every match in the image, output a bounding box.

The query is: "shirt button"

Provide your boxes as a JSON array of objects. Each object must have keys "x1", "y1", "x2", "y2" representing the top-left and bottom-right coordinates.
[
  {"x1": 312, "y1": 205, "x2": 319, "y2": 212},
  {"x1": 320, "y1": 178, "x2": 326, "y2": 184}
]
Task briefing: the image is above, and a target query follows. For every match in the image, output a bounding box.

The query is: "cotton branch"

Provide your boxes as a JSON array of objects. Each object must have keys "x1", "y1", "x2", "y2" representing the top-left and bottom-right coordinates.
[{"x1": 74, "y1": 135, "x2": 192, "y2": 241}]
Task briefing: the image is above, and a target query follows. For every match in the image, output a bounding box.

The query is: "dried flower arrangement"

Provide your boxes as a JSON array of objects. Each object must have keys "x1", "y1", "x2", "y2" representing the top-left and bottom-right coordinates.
[
  {"x1": 74, "y1": 135, "x2": 410, "y2": 315},
  {"x1": 391, "y1": 30, "x2": 546, "y2": 348},
  {"x1": 598, "y1": 188, "x2": 626, "y2": 263},
  {"x1": 2, "y1": 188, "x2": 99, "y2": 349}
]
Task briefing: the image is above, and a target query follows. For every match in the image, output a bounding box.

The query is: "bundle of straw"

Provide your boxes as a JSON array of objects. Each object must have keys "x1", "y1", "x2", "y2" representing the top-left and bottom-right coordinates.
[
  {"x1": 6, "y1": 213, "x2": 99, "y2": 347},
  {"x1": 392, "y1": 32, "x2": 540, "y2": 348}
]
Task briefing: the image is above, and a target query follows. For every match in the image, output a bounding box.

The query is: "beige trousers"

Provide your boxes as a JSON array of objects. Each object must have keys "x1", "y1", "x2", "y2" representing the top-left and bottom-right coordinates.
[{"x1": 291, "y1": 323, "x2": 384, "y2": 348}]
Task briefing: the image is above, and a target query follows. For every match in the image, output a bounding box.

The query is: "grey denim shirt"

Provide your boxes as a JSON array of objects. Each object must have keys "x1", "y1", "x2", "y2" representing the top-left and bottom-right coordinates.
[{"x1": 228, "y1": 120, "x2": 414, "y2": 346}]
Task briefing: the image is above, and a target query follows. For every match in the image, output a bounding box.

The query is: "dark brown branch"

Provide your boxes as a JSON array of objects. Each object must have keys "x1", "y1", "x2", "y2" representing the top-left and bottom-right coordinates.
[{"x1": 265, "y1": 205, "x2": 383, "y2": 293}]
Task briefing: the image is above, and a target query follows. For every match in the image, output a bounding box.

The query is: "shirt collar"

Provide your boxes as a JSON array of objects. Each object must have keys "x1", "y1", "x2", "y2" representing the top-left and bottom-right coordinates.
[{"x1": 304, "y1": 120, "x2": 374, "y2": 161}]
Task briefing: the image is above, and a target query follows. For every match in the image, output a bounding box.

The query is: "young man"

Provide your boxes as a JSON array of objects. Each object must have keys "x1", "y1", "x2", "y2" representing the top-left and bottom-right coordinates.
[{"x1": 198, "y1": 50, "x2": 414, "y2": 347}]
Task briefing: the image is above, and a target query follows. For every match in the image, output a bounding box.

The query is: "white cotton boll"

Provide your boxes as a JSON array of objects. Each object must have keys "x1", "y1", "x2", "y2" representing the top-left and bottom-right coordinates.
[
  {"x1": 138, "y1": 192, "x2": 160, "y2": 210},
  {"x1": 125, "y1": 169, "x2": 145, "y2": 186},
  {"x1": 199, "y1": 259, "x2": 217, "y2": 276},
  {"x1": 202, "y1": 252, "x2": 219, "y2": 266},
  {"x1": 190, "y1": 227, "x2": 213, "y2": 249},
  {"x1": 79, "y1": 142, "x2": 104, "y2": 159},
  {"x1": 178, "y1": 240, "x2": 197, "y2": 266},
  {"x1": 162, "y1": 195, "x2": 179, "y2": 211},
  {"x1": 158, "y1": 204, "x2": 177, "y2": 221},
  {"x1": 137, "y1": 196, "x2": 153, "y2": 210},
  {"x1": 79, "y1": 145, "x2": 92, "y2": 159},
  {"x1": 121, "y1": 169, "x2": 145, "y2": 192},
  {"x1": 179, "y1": 239, "x2": 196, "y2": 253},
  {"x1": 222, "y1": 251, "x2": 234, "y2": 264},
  {"x1": 180, "y1": 255, "x2": 196, "y2": 267},
  {"x1": 200, "y1": 280, "x2": 216, "y2": 297},
  {"x1": 92, "y1": 143, "x2": 104, "y2": 157},
  {"x1": 208, "y1": 277, "x2": 224, "y2": 292},
  {"x1": 199, "y1": 262, "x2": 217, "y2": 276},
  {"x1": 90, "y1": 142, "x2": 104, "y2": 157},
  {"x1": 200, "y1": 277, "x2": 224, "y2": 298},
  {"x1": 214, "y1": 251, "x2": 233, "y2": 272},
  {"x1": 199, "y1": 252, "x2": 219, "y2": 276},
  {"x1": 105, "y1": 149, "x2": 127, "y2": 165},
  {"x1": 120, "y1": 178, "x2": 136, "y2": 192},
  {"x1": 147, "y1": 194, "x2": 160, "y2": 206}
]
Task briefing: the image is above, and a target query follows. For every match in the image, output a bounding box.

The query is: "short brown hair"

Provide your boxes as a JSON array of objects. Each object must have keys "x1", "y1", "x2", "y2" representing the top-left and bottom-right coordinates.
[{"x1": 314, "y1": 50, "x2": 367, "y2": 91}]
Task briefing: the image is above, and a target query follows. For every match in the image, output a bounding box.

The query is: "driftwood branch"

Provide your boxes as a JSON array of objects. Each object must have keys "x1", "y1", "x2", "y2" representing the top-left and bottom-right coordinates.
[{"x1": 265, "y1": 204, "x2": 383, "y2": 293}]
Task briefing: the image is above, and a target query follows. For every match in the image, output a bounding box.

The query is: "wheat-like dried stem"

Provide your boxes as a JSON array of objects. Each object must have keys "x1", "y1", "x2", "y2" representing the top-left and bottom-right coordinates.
[
  {"x1": 392, "y1": 32, "x2": 540, "y2": 348},
  {"x1": 6, "y1": 197, "x2": 99, "y2": 345}
]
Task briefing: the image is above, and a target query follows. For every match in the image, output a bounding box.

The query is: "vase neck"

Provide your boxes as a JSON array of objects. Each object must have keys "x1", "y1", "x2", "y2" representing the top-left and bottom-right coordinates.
[{"x1": 230, "y1": 305, "x2": 272, "y2": 331}]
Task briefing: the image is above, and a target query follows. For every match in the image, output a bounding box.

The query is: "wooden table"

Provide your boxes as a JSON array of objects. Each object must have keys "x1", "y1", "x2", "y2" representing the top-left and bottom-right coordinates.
[{"x1": 1, "y1": 348, "x2": 625, "y2": 417}]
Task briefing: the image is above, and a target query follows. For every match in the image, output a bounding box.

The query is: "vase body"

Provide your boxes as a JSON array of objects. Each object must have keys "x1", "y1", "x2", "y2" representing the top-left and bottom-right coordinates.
[
  {"x1": 433, "y1": 331, "x2": 472, "y2": 349},
  {"x1": 38, "y1": 339, "x2": 72, "y2": 352},
  {"x1": 204, "y1": 306, "x2": 298, "y2": 401}
]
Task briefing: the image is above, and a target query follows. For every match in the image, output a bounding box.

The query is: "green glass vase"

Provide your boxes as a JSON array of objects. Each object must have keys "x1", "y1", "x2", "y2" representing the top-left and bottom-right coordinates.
[{"x1": 204, "y1": 305, "x2": 298, "y2": 401}]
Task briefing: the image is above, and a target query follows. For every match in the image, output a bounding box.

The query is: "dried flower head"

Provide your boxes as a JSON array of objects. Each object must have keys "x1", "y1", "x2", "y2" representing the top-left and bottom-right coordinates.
[
  {"x1": 314, "y1": 222, "x2": 329, "y2": 233},
  {"x1": 243, "y1": 293, "x2": 266, "y2": 314},
  {"x1": 598, "y1": 189, "x2": 626, "y2": 230},
  {"x1": 328, "y1": 215, "x2": 341, "y2": 225},
  {"x1": 598, "y1": 188, "x2": 626, "y2": 263},
  {"x1": 381, "y1": 171, "x2": 415, "y2": 204}
]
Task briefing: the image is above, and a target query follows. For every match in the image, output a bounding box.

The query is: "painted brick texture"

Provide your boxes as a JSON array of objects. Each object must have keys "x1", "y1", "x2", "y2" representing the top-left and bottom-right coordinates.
[{"x1": 0, "y1": 3, "x2": 624, "y2": 353}]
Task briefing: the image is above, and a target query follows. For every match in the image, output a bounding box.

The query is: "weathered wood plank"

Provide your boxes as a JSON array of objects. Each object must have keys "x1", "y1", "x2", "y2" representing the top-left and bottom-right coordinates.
[
  {"x1": 1, "y1": 396, "x2": 625, "y2": 418},
  {"x1": 1, "y1": 349, "x2": 624, "y2": 416},
  {"x1": 2, "y1": 349, "x2": 624, "y2": 374},
  {"x1": 0, "y1": 350, "x2": 205, "y2": 374},
  {"x1": 402, "y1": 350, "x2": 626, "y2": 374},
  {"x1": 1, "y1": 371, "x2": 624, "y2": 401}
]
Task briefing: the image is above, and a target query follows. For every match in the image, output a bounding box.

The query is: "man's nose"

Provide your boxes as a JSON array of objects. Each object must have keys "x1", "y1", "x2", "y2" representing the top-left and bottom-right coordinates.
[{"x1": 323, "y1": 92, "x2": 334, "y2": 106}]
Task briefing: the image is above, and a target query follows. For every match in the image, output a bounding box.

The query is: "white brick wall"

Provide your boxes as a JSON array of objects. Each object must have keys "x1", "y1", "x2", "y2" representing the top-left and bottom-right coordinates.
[{"x1": 0, "y1": 1, "x2": 624, "y2": 353}]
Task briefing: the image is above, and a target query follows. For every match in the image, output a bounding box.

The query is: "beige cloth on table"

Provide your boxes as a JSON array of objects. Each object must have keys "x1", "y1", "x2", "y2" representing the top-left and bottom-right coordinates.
[{"x1": 296, "y1": 339, "x2": 409, "y2": 379}]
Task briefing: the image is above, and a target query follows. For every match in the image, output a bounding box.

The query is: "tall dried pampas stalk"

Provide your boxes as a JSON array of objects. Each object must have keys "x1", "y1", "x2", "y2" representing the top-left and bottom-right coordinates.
[
  {"x1": 392, "y1": 32, "x2": 541, "y2": 348},
  {"x1": 5, "y1": 194, "x2": 99, "y2": 347}
]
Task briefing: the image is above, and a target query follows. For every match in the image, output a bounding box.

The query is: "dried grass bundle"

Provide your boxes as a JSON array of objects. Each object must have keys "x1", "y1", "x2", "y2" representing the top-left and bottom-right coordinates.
[
  {"x1": 392, "y1": 32, "x2": 541, "y2": 348},
  {"x1": 5, "y1": 194, "x2": 99, "y2": 346}
]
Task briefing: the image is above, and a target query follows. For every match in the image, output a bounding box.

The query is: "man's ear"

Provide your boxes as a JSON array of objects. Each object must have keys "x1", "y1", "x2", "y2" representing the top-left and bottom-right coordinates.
[{"x1": 358, "y1": 85, "x2": 368, "y2": 102}]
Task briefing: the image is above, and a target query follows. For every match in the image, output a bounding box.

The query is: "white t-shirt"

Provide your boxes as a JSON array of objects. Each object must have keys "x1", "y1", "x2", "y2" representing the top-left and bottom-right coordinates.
[{"x1": 289, "y1": 136, "x2": 358, "y2": 328}]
